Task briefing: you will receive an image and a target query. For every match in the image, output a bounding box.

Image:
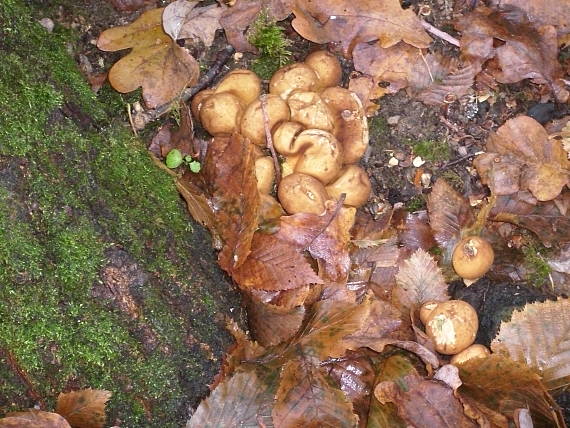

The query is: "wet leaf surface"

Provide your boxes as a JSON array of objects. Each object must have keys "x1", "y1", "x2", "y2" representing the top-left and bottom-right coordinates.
[{"x1": 55, "y1": 389, "x2": 111, "y2": 428}]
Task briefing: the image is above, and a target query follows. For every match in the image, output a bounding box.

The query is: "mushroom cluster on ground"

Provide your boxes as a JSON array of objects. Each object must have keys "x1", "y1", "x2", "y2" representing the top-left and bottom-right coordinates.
[{"x1": 192, "y1": 50, "x2": 371, "y2": 220}]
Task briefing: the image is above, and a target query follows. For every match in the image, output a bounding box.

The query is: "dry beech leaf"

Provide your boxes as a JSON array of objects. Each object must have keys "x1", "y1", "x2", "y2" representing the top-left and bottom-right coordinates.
[
  {"x1": 220, "y1": 0, "x2": 292, "y2": 53},
  {"x1": 352, "y1": 42, "x2": 476, "y2": 105},
  {"x1": 491, "y1": 298, "x2": 570, "y2": 390},
  {"x1": 291, "y1": 0, "x2": 431, "y2": 56},
  {"x1": 474, "y1": 116, "x2": 570, "y2": 201},
  {"x1": 0, "y1": 411, "x2": 71, "y2": 428},
  {"x1": 428, "y1": 178, "x2": 475, "y2": 257},
  {"x1": 393, "y1": 248, "x2": 449, "y2": 312},
  {"x1": 231, "y1": 232, "x2": 322, "y2": 291},
  {"x1": 97, "y1": 8, "x2": 199, "y2": 108},
  {"x1": 163, "y1": 0, "x2": 225, "y2": 47},
  {"x1": 55, "y1": 389, "x2": 111, "y2": 428},
  {"x1": 393, "y1": 209, "x2": 436, "y2": 253},
  {"x1": 456, "y1": 7, "x2": 568, "y2": 102},
  {"x1": 202, "y1": 134, "x2": 260, "y2": 272},
  {"x1": 490, "y1": 191, "x2": 570, "y2": 245},
  {"x1": 375, "y1": 372, "x2": 476, "y2": 427},
  {"x1": 272, "y1": 359, "x2": 358, "y2": 427},
  {"x1": 245, "y1": 294, "x2": 306, "y2": 347},
  {"x1": 176, "y1": 173, "x2": 218, "y2": 244},
  {"x1": 187, "y1": 369, "x2": 275, "y2": 428},
  {"x1": 458, "y1": 354, "x2": 565, "y2": 427},
  {"x1": 276, "y1": 202, "x2": 355, "y2": 282}
]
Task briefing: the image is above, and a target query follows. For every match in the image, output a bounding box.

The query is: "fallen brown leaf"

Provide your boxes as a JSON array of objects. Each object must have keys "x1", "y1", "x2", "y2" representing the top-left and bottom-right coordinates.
[
  {"x1": 393, "y1": 248, "x2": 449, "y2": 312},
  {"x1": 474, "y1": 116, "x2": 570, "y2": 201},
  {"x1": 456, "y1": 7, "x2": 568, "y2": 102},
  {"x1": 97, "y1": 8, "x2": 199, "y2": 108},
  {"x1": 231, "y1": 232, "x2": 322, "y2": 291},
  {"x1": 427, "y1": 178, "x2": 475, "y2": 257},
  {"x1": 291, "y1": 0, "x2": 431, "y2": 57},
  {"x1": 491, "y1": 298, "x2": 570, "y2": 390},
  {"x1": 55, "y1": 389, "x2": 111, "y2": 428},
  {"x1": 272, "y1": 359, "x2": 358, "y2": 427},
  {"x1": 0, "y1": 411, "x2": 70, "y2": 428},
  {"x1": 458, "y1": 354, "x2": 565, "y2": 427},
  {"x1": 163, "y1": 0, "x2": 225, "y2": 47}
]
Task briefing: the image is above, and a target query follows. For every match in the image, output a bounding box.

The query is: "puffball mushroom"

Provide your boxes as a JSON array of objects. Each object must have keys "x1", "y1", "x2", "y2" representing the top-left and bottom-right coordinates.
[
  {"x1": 269, "y1": 63, "x2": 319, "y2": 100},
  {"x1": 272, "y1": 121, "x2": 305, "y2": 156},
  {"x1": 304, "y1": 50, "x2": 342, "y2": 90},
  {"x1": 278, "y1": 172, "x2": 330, "y2": 215},
  {"x1": 452, "y1": 236, "x2": 494, "y2": 280},
  {"x1": 424, "y1": 300, "x2": 479, "y2": 355},
  {"x1": 191, "y1": 88, "x2": 214, "y2": 122},
  {"x1": 450, "y1": 344, "x2": 490, "y2": 366},
  {"x1": 199, "y1": 92, "x2": 243, "y2": 136},
  {"x1": 255, "y1": 156, "x2": 275, "y2": 195},
  {"x1": 419, "y1": 301, "x2": 440, "y2": 325},
  {"x1": 240, "y1": 94, "x2": 291, "y2": 146},
  {"x1": 291, "y1": 129, "x2": 343, "y2": 184},
  {"x1": 325, "y1": 165, "x2": 371, "y2": 207},
  {"x1": 321, "y1": 87, "x2": 369, "y2": 164},
  {"x1": 287, "y1": 91, "x2": 335, "y2": 132},
  {"x1": 214, "y1": 69, "x2": 261, "y2": 106}
]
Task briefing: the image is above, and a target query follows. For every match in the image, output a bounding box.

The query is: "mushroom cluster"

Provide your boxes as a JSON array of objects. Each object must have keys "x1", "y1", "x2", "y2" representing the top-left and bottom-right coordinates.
[
  {"x1": 420, "y1": 300, "x2": 491, "y2": 363},
  {"x1": 192, "y1": 51, "x2": 372, "y2": 217}
]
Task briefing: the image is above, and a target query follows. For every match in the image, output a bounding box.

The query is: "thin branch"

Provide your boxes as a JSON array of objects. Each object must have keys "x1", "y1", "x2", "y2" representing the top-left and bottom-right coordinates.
[
  {"x1": 260, "y1": 94, "x2": 282, "y2": 188},
  {"x1": 421, "y1": 20, "x2": 460, "y2": 47},
  {"x1": 132, "y1": 44, "x2": 235, "y2": 129}
]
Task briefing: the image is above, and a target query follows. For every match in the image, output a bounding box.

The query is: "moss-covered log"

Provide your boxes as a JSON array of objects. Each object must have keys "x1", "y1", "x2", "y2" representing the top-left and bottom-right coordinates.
[{"x1": 0, "y1": 1, "x2": 241, "y2": 425}]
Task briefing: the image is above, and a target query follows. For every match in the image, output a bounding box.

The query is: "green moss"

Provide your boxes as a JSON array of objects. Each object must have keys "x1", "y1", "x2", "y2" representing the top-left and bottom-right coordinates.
[
  {"x1": 439, "y1": 170, "x2": 463, "y2": 190},
  {"x1": 368, "y1": 116, "x2": 389, "y2": 143},
  {"x1": 405, "y1": 194, "x2": 426, "y2": 212},
  {"x1": 522, "y1": 243, "x2": 552, "y2": 288},
  {"x1": 249, "y1": 11, "x2": 292, "y2": 79},
  {"x1": 411, "y1": 139, "x2": 451, "y2": 162}
]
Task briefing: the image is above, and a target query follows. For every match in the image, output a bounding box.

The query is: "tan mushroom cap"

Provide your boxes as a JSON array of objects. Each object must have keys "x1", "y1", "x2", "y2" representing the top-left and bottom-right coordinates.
[
  {"x1": 269, "y1": 63, "x2": 319, "y2": 100},
  {"x1": 214, "y1": 69, "x2": 262, "y2": 106},
  {"x1": 425, "y1": 300, "x2": 479, "y2": 355},
  {"x1": 255, "y1": 156, "x2": 275, "y2": 195},
  {"x1": 287, "y1": 91, "x2": 335, "y2": 132},
  {"x1": 199, "y1": 92, "x2": 243, "y2": 136},
  {"x1": 240, "y1": 94, "x2": 291, "y2": 146},
  {"x1": 278, "y1": 172, "x2": 330, "y2": 215},
  {"x1": 325, "y1": 164, "x2": 371, "y2": 207},
  {"x1": 191, "y1": 88, "x2": 214, "y2": 121},
  {"x1": 321, "y1": 87, "x2": 369, "y2": 164},
  {"x1": 450, "y1": 344, "x2": 490, "y2": 366},
  {"x1": 291, "y1": 129, "x2": 343, "y2": 184},
  {"x1": 272, "y1": 121, "x2": 305, "y2": 156},
  {"x1": 304, "y1": 50, "x2": 342, "y2": 90}
]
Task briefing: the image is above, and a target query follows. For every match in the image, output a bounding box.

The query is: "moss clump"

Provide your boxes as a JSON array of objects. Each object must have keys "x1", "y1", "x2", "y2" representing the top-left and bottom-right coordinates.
[
  {"x1": 248, "y1": 11, "x2": 291, "y2": 79},
  {"x1": 368, "y1": 116, "x2": 389, "y2": 143},
  {"x1": 405, "y1": 194, "x2": 426, "y2": 212},
  {"x1": 411, "y1": 139, "x2": 451, "y2": 162},
  {"x1": 522, "y1": 243, "x2": 552, "y2": 288}
]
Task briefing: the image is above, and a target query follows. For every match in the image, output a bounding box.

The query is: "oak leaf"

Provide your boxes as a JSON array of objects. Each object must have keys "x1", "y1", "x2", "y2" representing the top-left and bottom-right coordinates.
[
  {"x1": 291, "y1": 0, "x2": 431, "y2": 56},
  {"x1": 230, "y1": 232, "x2": 322, "y2": 291},
  {"x1": 474, "y1": 116, "x2": 570, "y2": 201},
  {"x1": 352, "y1": 42, "x2": 475, "y2": 105},
  {"x1": 393, "y1": 248, "x2": 449, "y2": 312},
  {"x1": 490, "y1": 191, "x2": 570, "y2": 245},
  {"x1": 272, "y1": 359, "x2": 358, "y2": 427},
  {"x1": 55, "y1": 389, "x2": 111, "y2": 428},
  {"x1": 163, "y1": 0, "x2": 225, "y2": 47},
  {"x1": 97, "y1": 8, "x2": 199, "y2": 108},
  {"x1": 491, "y1": 298, "x2": 570, "y2": 390},
  {"x1": 0, "y1": 411, "x2": 70, "y2": 428}
]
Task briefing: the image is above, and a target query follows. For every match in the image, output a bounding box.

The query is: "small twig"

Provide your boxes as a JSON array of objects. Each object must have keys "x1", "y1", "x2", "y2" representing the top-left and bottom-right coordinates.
[
  {"x1": 419, "y1": 49, "x2": 434, "y2": 82},
  {"x1": 421, "y1": 20, "x2": 461, "y2": 47},
  {"x1": 260, "y1": 94, "x2": 282, "y2": 188},
  {"x1": 306, "y1": 194, "x2": 347, "y2": 250},
  {"x1": 126, "y1": 103, "x2": 138, "y2": 136},
  {"x1": 132, "y1": 44, "x2": 235, "y2": 129},
  {"x1": 438, "y1": 152, "x2": 480, "y2": 170}
]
